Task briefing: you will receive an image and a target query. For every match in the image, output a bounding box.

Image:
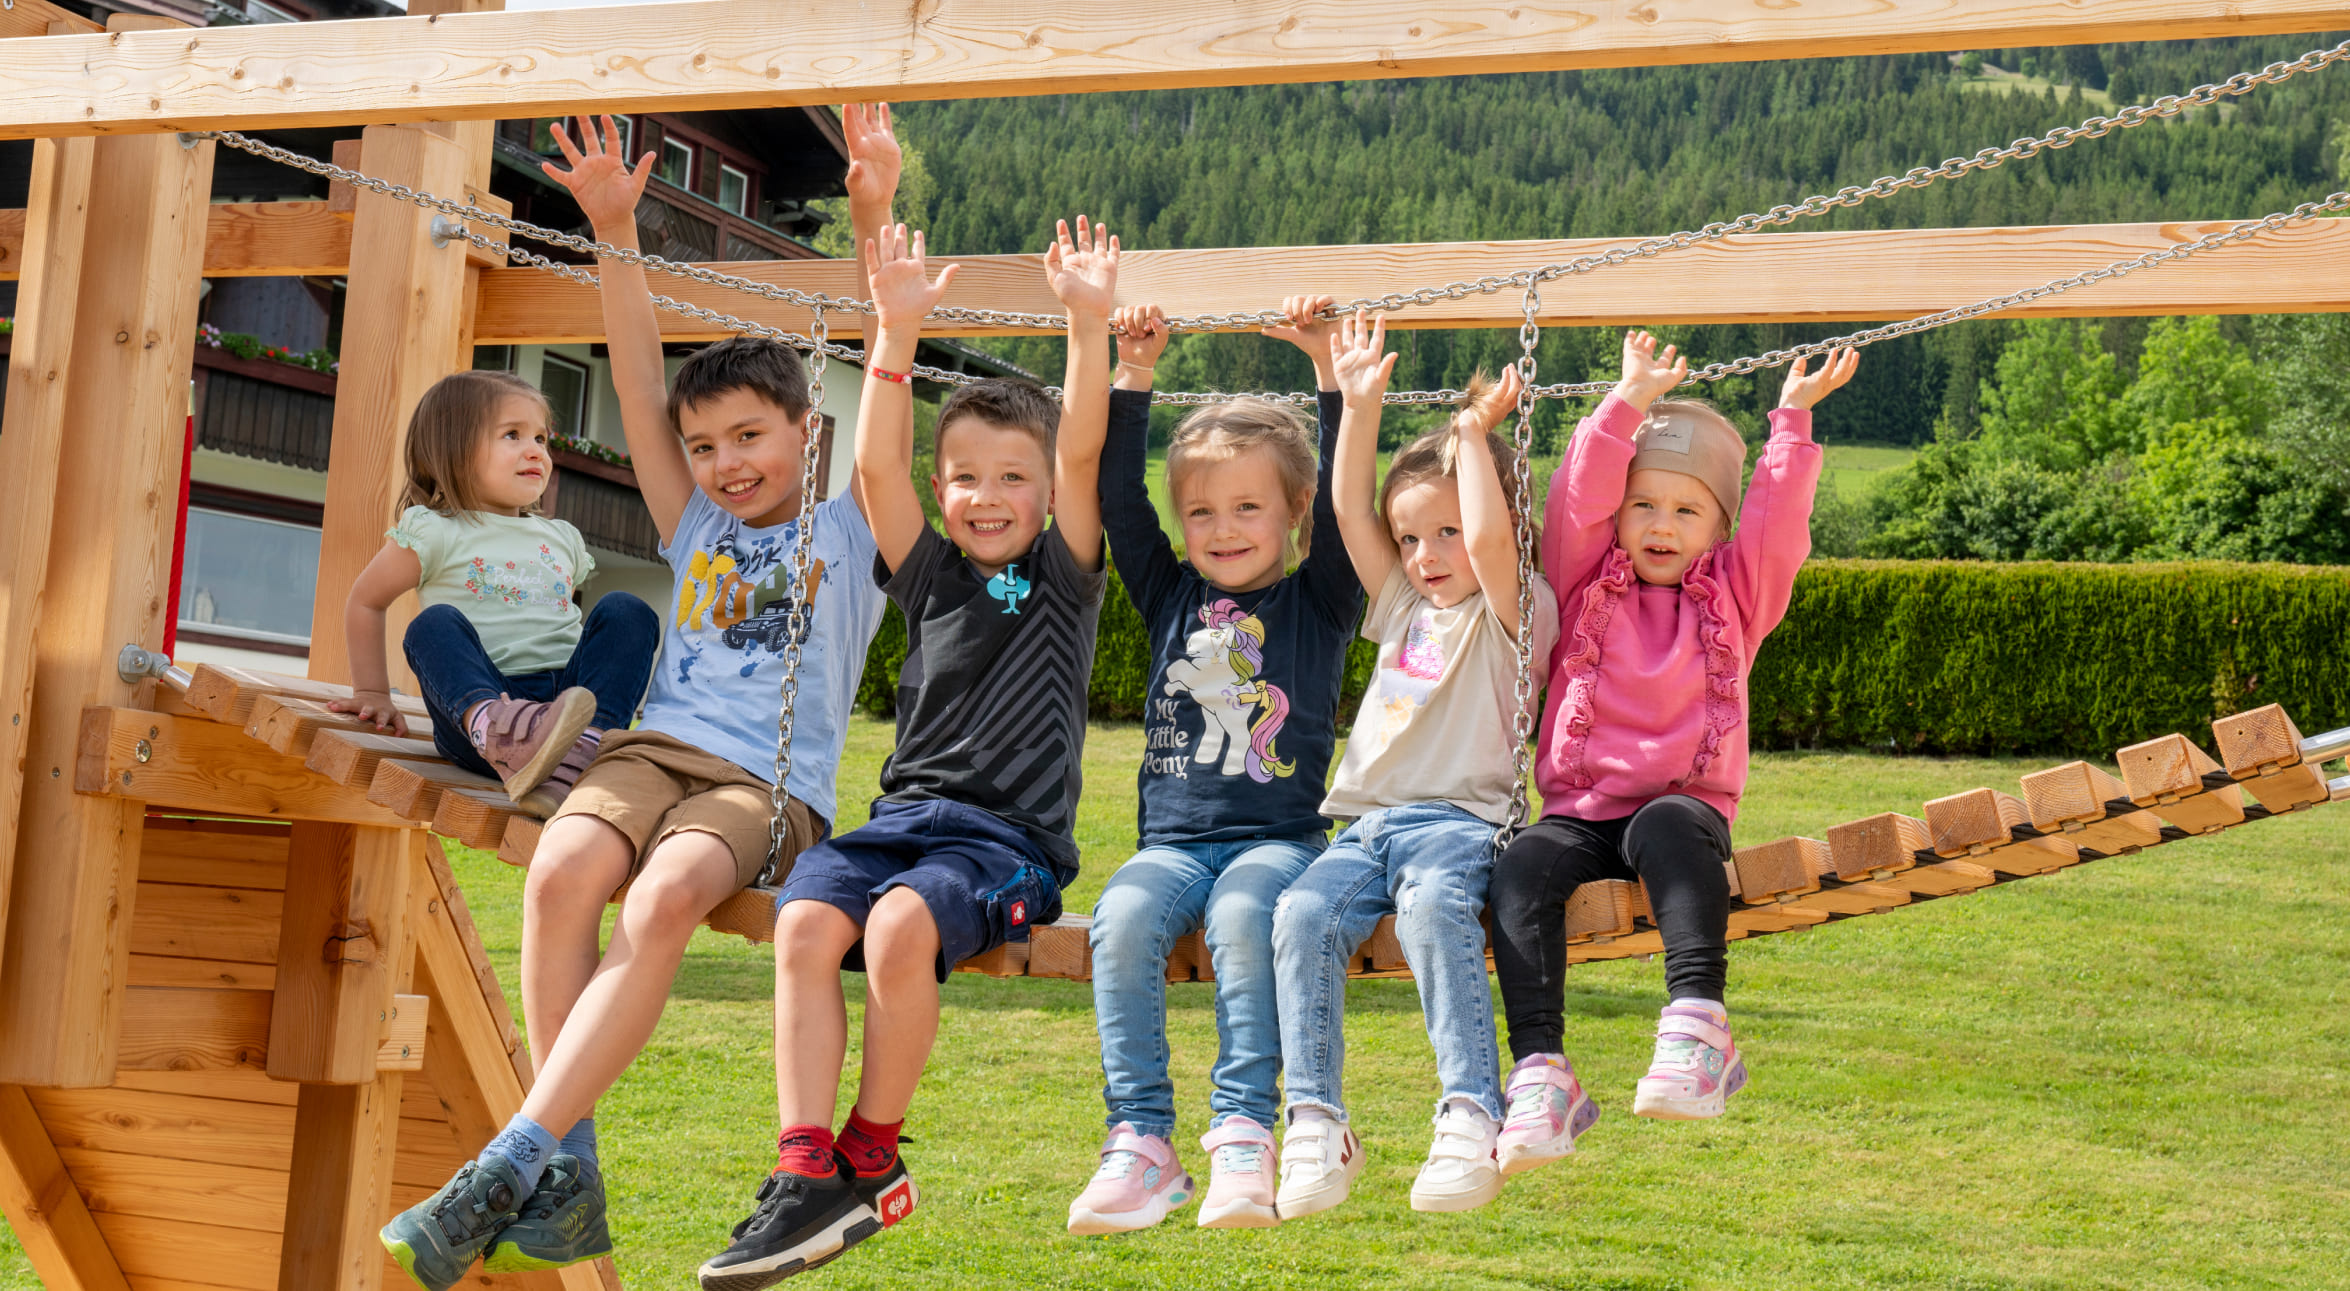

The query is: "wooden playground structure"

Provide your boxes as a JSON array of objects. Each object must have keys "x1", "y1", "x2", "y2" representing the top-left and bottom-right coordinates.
[{"x1": 1, "y1": 2, "x2": 2348, "y2": 1288}]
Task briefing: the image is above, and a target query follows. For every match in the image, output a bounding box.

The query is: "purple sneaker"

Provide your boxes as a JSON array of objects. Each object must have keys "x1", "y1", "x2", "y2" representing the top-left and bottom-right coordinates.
[
  {"x1": 1497, "y1": 1053, "x2": 1600, "y2": 1175},
  {"x1": 1632, "y1": 1003, "x2": 1747, "y2": 1120}
]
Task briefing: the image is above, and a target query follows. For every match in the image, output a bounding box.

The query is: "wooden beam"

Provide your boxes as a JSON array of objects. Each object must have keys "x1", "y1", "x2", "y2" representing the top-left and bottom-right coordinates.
[
  {"x1": 0, "y1": 201, "x2": 352, "y2": 281},
  {"x1": 270, "y1": 823, "x2": 413, "y2": 1085},
  {"x1": 0, "y1": 61, "x2": 215, "y2": 1086},
  {"x1": 0, "y1": 134, "x2": 94, "y2": 960},
  {"x1": 75, "y1": 706, "x2": 420, "y2": 831},
  {"x1": 0, "y1": 0, "x2": 100, "y2": 41},
  {"x1": 306, "y1": 126, "x2": 476, "y2": 687},
  {"x1": 116, "y1": 985, "x2": 273, "y2": 1072},
  {"x1": 469, "y1": 219, "x2": 2350, "y2": 343},
  {"x1": 0, "y1": 1083, "x2": 132, "y2": 1291},
  {"x1": 6, "y1": 0, "x2": 2350, "y2": 138}
]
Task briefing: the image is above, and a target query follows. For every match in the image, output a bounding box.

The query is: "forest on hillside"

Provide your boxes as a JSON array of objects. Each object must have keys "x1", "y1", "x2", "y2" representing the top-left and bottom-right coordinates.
[{"x1": 852, "y1": 36, "x2": 2350, "y2": 563}]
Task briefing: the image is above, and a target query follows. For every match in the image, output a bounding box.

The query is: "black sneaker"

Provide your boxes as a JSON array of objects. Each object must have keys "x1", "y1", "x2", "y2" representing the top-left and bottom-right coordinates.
[
  {"x1": 851, "y1": 1153, "x2": 920, "y2": 1231},
  {"x1": 380, "y1": 1157, "x2": 528, "y2": 1291},
  {"x1": 697, "y1": 1155, "x2": 880, "y2": 1291}
]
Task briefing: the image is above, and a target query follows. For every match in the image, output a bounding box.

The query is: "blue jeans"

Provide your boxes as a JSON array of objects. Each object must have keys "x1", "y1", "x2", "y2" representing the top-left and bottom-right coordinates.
[
  {"x1": 1272, "y1": 802, "x2": 1503, "y2": 1122},
  {"x1": 403, "y1": 593, "x2": 661, "y2": 779},
  {"x1": 1090, "y1": 834, "x2": 1323, "y2": 1138}
]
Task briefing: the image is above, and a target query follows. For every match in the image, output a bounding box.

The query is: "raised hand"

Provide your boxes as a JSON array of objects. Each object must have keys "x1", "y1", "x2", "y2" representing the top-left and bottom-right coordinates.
[
  {"x1": 842, "y1": 102, "x2": 903, "y2": 214},
  {"x1": 864, "y1": 224, "x2": 960, "y2": 332},
  {"x1": 1614, "y1": 329, "x2": 1687, "y2": 410},
  {"x1": 1330, "y1": 309, "x2": 1398, "y2": 404},
  {"x1": 1044, "y1": 216, "x2": 1119, "y2": 321},
  {"x1": 1779, "y1": 346, "x2": 1861, "y2": 411},
  {"x1": 1263, "y1": 294, "x2": 1338, "y2": 360},
  {"x1": 1459, "y1": 365, "x2": 1526, "y2": 437},
  {"x1": 1114, "y1": 303, "x2": 1171, "y2": 373},
  {"x1": 540, "y1": 115, "x2": 653, "y2": 233}
]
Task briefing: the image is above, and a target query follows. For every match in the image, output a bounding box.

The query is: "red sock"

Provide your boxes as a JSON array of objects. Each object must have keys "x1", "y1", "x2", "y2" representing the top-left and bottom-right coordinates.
[
  {"x1": 775, "y1": 1124, "x2": 836, "y2": 1178},
  {"x1": 836, "y1": 1109, "x2": 902, "y2": 1177}
]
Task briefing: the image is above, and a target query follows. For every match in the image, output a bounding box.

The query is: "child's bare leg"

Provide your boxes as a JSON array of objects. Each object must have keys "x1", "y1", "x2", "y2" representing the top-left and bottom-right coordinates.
[
  {"x1": 518, "y1": 813, "x2": 635, "y2": 1073},
  {"x1": 774, "y1": 899, "x2": 864, "y2": 1127},
  {"x1": 852, "y1": 886, "x2": 941, "y2": 1123},
  {"x1": 519, "y1": 828, "x2": 740, "y2": 1137}
]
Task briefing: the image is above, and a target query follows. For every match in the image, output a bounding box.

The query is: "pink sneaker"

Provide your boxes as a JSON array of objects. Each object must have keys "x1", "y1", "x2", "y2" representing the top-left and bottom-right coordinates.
[
  {"x1": 1066, "y1": 1124, "x2": 1193, "y2": 1235},
  {"x1": 1195, "y1": 1117, "x2": 1278, "y2": 1229},
  {"x1": 1632, "y1": 1003, "x2": 1747, "y2": 1120},
  {"x1": 1497, "y1": 1053, "x2": 1600, "y2": 1175}
]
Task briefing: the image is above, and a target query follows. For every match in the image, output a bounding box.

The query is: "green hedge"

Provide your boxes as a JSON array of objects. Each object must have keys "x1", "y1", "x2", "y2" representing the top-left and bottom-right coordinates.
[{"x1": 856, "y1": 559, "x2": 2350, "y2": 758}]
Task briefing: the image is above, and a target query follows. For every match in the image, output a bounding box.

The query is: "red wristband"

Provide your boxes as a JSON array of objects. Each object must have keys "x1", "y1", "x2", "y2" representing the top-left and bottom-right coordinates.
[{"x1": 868, "y1": 365, "x2": 912, "y2": 385}]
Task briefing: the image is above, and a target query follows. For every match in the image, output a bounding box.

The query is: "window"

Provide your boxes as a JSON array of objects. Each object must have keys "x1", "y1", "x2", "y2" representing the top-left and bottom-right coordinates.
[
  {"x1": 473, "y1": 345, "x2": 516, "y2": 372},
  {"x1": 540, "y1": 354, "x2": 590, "y2": 442},
  {"x1": 178, "y1": 508, "x2": 322, "y2": 647},
  {"x1": 657, "y1": 137, "x2": 694, "y2": 189},
  {"x1": 717, "y1": 163, "x2": 751, "y2": 216},
  {"x1": 530, "y1": 116, "x2": 629, "y2": 158}
]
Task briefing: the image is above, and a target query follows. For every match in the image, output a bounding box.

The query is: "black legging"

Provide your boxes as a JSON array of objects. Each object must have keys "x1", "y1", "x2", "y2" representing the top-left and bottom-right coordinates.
[{"x1": 1490, "y1": 796, "x2": 1733, "y2": 1060}]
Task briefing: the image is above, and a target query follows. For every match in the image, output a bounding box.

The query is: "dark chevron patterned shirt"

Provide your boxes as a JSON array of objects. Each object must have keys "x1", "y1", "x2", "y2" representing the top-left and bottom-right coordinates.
[{"x1": 871, "y1": 523, "x2": 1106, "y2": 877}]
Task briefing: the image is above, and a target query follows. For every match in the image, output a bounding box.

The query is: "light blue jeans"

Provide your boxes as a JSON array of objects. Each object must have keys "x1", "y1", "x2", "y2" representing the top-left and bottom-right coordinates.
[
  {"x1": 1272, "y1": 802, "x2": 1503, "y2": 1122},
  {"x1": 1090, "y1": 834, "x2": 1324, "y2": 1138}
]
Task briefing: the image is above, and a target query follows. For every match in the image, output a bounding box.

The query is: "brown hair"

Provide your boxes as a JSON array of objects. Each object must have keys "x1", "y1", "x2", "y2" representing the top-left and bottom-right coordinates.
[
  {"x1": 1377, "y1": 372, "x2": 1534, "y2": 548},
  {"x1": 668, "y1": 336, "x2": 811, "y2": 433},
  {"x1": 400, "y1": 370, "x2": 551, "y2": 517},
  {"x1": 1165, "y1": 398, "x2": 1319, "y2": 561},
  {"x1": 934, "y1": 377, "x2": 1061, "y2": 460}
]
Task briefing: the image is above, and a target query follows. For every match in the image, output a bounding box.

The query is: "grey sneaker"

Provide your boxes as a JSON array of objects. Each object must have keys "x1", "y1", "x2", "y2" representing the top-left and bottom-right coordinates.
[
  {"x1": 381, "y1": 1157, "x2": 527, "y2": 1291},
  {"x1": 482, "y1": 1153, "x2": 613, "y2": 1273},
  {"x1": 471, "y1": 689, "x2": 596, "y2": 801}
]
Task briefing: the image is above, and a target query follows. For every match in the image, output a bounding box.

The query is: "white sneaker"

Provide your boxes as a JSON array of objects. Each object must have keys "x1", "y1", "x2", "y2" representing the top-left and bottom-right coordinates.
[
  {"x1": 1273, "y1": 1114, "x2": 1363, "y2": 1220},
  {"x1": 1409, "y1": 1103, "x2": 1503, "y2": 1213}
]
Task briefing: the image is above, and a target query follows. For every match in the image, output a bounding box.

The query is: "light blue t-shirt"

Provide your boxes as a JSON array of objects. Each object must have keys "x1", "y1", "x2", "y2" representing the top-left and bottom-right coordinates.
[{"x1": 636, "y1": 487, "x2": 886, "y2": 825}]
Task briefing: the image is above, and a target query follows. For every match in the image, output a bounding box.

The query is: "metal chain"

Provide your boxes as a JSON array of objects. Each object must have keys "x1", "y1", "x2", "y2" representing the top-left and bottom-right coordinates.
[
  {"x1": 762, "y1": 308, "x2": 830, "y2": 883},
  {"x1": 1499, "y1": 280, "x2": 1542, "y2": 852},
  {"x1": 194, "y1": 33, "x2": 2350, "y2": 343}
]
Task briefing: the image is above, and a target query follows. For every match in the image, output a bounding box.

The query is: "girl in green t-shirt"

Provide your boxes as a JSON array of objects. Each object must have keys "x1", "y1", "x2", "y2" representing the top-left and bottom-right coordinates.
[{"x1": 329, "y1": 370, "x2": 658, "y2": 814}]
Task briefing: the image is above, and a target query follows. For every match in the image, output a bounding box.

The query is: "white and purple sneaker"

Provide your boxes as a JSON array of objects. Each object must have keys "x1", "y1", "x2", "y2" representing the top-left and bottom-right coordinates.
[
  {"x1": 1066, "y1": 1123, "x2": 1193, "y2": 1235},
  {"x1": 1632, "y1": 1002, "x2": 1747, "y2": 1121},
  {"x1": 1497, "y1": 1053, "x2": 1600, "y2": 1175}
]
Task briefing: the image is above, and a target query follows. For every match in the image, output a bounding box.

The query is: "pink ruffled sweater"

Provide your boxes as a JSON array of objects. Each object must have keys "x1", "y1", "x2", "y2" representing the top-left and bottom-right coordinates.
[{"x1": 1536, "y1": 393, "x2": 1821, "y2": 826}]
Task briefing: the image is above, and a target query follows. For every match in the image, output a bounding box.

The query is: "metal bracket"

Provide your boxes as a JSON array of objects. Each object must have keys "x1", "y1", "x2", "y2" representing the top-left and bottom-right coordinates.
[
  {"x1": 115, "y1": 643, "x2": 193, "y2": 694},
  {"x1": 429, "y1": 214, "x2": 465, "y2": 249},
  {"x1": 177, "y1": 132, "x2": 201, "y2": 150}
]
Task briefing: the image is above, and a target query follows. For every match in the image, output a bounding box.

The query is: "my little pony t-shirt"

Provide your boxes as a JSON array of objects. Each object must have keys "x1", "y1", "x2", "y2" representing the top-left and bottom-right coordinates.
[
  {"x1": 1100, "y1": 387, "x2": 1364, "y2": 848},
  {"x1": 1321, "y1": 565, "x2": 1560, "y2": 826}
]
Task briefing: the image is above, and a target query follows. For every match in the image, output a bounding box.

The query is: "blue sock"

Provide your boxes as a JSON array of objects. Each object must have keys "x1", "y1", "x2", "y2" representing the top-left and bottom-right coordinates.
[
  {"x1": 558, "y1": 1116, "x2": 599, "y2": 1170},
  {"x1": 480, "y1": 1113, "x2": 560, "y2": 1193}
]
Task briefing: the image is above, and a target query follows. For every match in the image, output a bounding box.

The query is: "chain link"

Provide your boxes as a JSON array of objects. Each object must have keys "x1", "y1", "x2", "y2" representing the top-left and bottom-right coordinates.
[
  {"x1": 762, "y1": 307, "x2": 830, "y2": 883},
  {"x1": 1499, "y1": 279, "x2": 1542, "y2": 853}
]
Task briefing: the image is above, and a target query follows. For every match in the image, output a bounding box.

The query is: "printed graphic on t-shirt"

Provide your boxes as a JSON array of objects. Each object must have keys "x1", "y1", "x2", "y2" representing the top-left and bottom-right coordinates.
[
  {"x1": 462, "y1": 544, "x2": 575, "y2": 607},
  {"x1": 668, "y1": 529, "x2": 827, "y2": 682},
  {"x1": 1361, "y1": 608, "x2": 1446, "y2": 748},
  {"x1": 986, "y1": 563, "x2": 1032, "y2": 614},
  {"x1": 1145, "y1": 597, "x2": 1295, "y2": 784}
]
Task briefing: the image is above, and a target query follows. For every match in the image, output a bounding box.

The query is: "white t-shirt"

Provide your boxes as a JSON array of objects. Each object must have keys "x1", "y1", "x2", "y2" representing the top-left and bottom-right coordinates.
[
  {"x1": 1322, "y1": 565, "x2": 1560, "y2": 826},
  {"x1": 389, "y1": 506, "x2": 594, "y2": 674},
  {"x1": 635, "y1": 488, "x2": 887, "y2": 826}
]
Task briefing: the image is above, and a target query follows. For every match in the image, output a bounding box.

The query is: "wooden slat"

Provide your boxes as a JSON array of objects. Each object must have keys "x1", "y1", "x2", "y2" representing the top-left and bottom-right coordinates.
[
  {"x1": 1358, "y1": 918, "x2": 1408, "y2": 974},
  {"x1": 2115, "y1": 734, "x2": 2247, "y2": 835},
  {"x1": 2211, "y1": 704, "x2": 2332, "y2": 813},
  {"x1": 27, "y1": 1085, "x2": 292, "y2": 1169},
  {"x1": 1826, "y1": 812, "x2": 1931, "y2": 882},
  {"x1": 304, "y1": 723, "x2": 445, "y2": 788},
  {"x1": 1025, "y1": 915, "x2": 1093, "y2": 981},
  {"x1": 185, "y1": 663, "x2": 427, "y2": 729},
  {"x1": 476, "y1": 218, "x2": 2350, "y2": 343},
  {"x1": 56, "y1": 1146, "x2": 287, "y2": 1234},
  {"x1": 1921, "y1": 787, "x2": 2080, "y2": 877},
  {"x1": 2017, "y1": 760, "x2": 2167, "y2": 856},
  {"x1": 139, "y1": 817, "x2": 290, "y2": 891},
  {"x1": 0, "y1": 111, "x2": 215, "y2": 1087},
  {"x1": 1727, "y1": 904, "x2": 1829, "y2": 935},
  {"x1": 130, "y1": 882, "x2": 283, "y2": 965},
  {"x1": 498, "y1": 814, "x2": 542, "y2": 868},
  {"x1": 12, "y1": 0, "x2": 2350, "y2": 137},
  {"x1": 269, "y1": 823, "x2": 413, "y2": 1084},
  {"x1": 76, "y1": 706, "x2": 418, "y2": 831},
  {"x1": 0, "y1": 200, "x2": 350, "y2": 282},
  {"x1": 370, "y1": 757, "x2": 501, "y2": 822},
  {"x1": 1785, "y1": 881, "x2": 1913, "y2": 917},
  {"x1": 94, "y1": 1210, "x2": 278, "y2": 1291},
  {"x1": 0, "y1": 1083, "x2": 133, "y2": 1291},
  {"x1": 108, "y1": 1067, "x2": 298, "y2": 1108},
  {"x1": 431, "y1": 785, "x2": 530, "y2": 852},
  {"x1": 126, "y1": 955, "x2": 276, "y2": 992},
  {"x1": 1563, "y1": 880, "x2": 1637, "y2": 944},
  {"x1": 116, "y1": 986, "x2": 273, "y2": 1073},
  {"x1": 1731, "y1": 836, "x2": 1827, "y2": 905}
]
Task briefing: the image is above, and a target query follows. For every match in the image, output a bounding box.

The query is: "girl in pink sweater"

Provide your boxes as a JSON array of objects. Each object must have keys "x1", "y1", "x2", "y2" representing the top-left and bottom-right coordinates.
[{"x1": 1487, "y1": 331, "x2": 1857, "y2": 1176}]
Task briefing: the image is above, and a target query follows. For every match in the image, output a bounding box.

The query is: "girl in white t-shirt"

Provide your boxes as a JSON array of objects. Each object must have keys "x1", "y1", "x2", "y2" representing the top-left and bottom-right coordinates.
[
  {"x1": 1268, "y1": 314, "x2": 1559, "y2": 1218},
  {"x1": 330, "y1": 370, "x2": 659, "y2": 813}
]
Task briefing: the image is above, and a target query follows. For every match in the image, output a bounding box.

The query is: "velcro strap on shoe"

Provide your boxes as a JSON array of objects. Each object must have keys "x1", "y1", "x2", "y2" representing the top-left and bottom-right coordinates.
[
  {"x1": 1657, "y1": 1007, "x2": 1732, "y2": 1050},
  {"x1": 1505, "y1": 1060, "x2": 1577, "y2": 1096},
  {"x1": 1200, "y1": 1121, "x2": 1274, "y2": 1152},
  {"x1": 1103, "y1": 1128, "x2": 1172, "y2": 1167}
]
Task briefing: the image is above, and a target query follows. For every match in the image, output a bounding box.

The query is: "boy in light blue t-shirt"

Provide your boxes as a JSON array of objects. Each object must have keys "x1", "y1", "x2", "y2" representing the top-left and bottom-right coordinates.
[{"x1": 380, "y1": 108, "x2": 902, "y2": 1291}]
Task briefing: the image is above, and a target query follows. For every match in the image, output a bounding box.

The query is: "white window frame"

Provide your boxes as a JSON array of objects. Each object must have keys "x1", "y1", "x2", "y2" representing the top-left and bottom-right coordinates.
[
  {"x1": 657, "y1": 137, "x2": 695, "y2": 190},
  {"x1": 717, "y1": 162, "x2": 751, "y2": 216},
  {"x1": 539, "y1": 353, "x2": 592, "y2": 442},
  {"x1": 177, "y1": 506, "x2": 323, "y2": 648}
]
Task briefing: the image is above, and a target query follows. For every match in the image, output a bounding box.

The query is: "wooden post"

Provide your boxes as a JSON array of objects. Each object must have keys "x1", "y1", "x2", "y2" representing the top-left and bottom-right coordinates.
[
  {"x1": 0, "y1": 12, "x2": 213, "y2": 1087},
  {"x1": 269, "y1": 823, "x2": 413, "y2": 1085},
  {"x1": 413, "y1": 0, "x2": 504, "y2": 375},
  {"x1": 304, "y1": 125, "x2": 476, "y2": 687}
]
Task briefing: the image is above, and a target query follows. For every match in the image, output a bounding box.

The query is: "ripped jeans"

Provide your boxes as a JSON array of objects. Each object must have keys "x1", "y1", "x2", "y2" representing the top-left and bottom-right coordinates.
[{"x1": 1271, "y1": 801, "x2": 1502, "y2": 1123}]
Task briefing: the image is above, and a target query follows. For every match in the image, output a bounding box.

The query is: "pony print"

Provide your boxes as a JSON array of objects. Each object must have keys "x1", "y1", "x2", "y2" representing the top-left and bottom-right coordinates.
[{"x1": 1159, "y1": 598, "x2": 1294, "y2": 784}]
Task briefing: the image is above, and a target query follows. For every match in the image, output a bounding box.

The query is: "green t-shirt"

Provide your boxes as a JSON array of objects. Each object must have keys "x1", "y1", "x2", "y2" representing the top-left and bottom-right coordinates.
[{"x1": 389, "y1": 505, "x2": 596, "y2": 674}]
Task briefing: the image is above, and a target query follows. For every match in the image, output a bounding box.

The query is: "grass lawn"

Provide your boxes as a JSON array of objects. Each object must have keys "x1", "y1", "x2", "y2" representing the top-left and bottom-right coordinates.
[
  {"x1": 1821, "y1": 442, "x2": 1916, "y2": 502},
  {"x1": 6, "y1": 719, "x2": 2346, "y2": 1289}
]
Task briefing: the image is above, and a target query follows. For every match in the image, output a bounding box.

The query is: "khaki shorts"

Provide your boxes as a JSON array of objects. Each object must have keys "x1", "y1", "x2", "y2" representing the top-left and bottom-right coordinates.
[{"x1": 554, "y1": 729, "x2": 822, "y2": 890}]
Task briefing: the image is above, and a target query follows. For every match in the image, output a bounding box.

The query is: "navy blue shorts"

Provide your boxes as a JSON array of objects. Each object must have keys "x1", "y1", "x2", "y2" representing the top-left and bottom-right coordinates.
[{"x1": 776, "y1": 799, "x2": 1066, "y2": 981}]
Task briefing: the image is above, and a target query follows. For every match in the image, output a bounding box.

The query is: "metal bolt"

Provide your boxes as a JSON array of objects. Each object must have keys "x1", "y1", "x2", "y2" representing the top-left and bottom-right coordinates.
[
  {"x1": 50, "y1": 768, "x2": 59, "y2": 778},
  {"x1": 121, "y1": 772, "x2": 132, "y2": 787},
  {"x1": 378, "y1": 1009, "x2": 387, "y2": 1022},
  {"x1": 148, "y1": 726, "x2": 159, "y2": 739},
  {"x1": 401, "y1": 1045, "x2": 411, "y2": 1058},
  {"x1": 134, "y1": 739, "x2": 152, "y2": 763}
]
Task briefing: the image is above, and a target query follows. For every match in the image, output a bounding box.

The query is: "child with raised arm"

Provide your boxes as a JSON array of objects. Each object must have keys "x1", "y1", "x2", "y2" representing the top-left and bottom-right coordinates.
[
  {"x1": 380, "y1": 112, "x2": 896, "y2": 1291},
  {"x1": 696, "y1": 217, "x2": 1115, "y2": 1289},
  {"x1": 1487, "y1": 333, "x2": 1856, "y2": 1176},
  {"x1": 1066, "y1": 297, "x2": 1364, "y2": 1234},
  {"x1": 330, "y1": 371, "x2": 658, "y2": 815},
  {"x1": 1269, "y1": 313, "x2": 1560, "y2": 1218}
]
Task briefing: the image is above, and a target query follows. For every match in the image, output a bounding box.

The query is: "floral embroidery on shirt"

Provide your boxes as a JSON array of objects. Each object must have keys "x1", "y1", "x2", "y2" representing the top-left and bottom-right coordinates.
[{"x1": 464, "y1": 544, "x2": 571, "y2": 607}]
